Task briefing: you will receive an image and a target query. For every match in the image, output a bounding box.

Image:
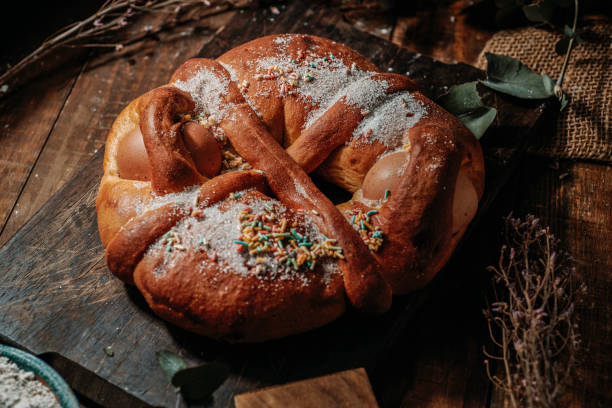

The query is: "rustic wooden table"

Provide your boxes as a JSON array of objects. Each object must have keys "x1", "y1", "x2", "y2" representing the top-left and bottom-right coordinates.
[{"x1": 1, "y1": 1, "x2": 610, "y2": 407}]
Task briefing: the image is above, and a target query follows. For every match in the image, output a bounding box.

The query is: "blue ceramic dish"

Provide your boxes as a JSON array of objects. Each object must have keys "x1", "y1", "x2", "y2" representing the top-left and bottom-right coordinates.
[{"x1": 0, "y1": 344, "x2": 79, "y2": 408}]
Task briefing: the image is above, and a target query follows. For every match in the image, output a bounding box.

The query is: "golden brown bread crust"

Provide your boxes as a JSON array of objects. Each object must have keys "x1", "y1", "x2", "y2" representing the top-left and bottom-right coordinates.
[{"x1": 96, "y1": 34, "x2": 485, "y2": 341}]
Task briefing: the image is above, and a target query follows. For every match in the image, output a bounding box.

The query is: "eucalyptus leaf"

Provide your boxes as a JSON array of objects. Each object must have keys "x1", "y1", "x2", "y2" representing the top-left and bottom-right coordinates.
[
  {"x1": 556, "y1": 25, "x2": 582, "y2": 55},
  {"x1": 156, "y1": 350, "x2": 187, "y2": 381},
  {"x1": 458, "y1": 107, "x2": 498, "y2": 140},
  {"x1": 481, "y1": 52, "x2": 555, "y2": 99},
  {"x1": 171, "y1": 362, "x2": 229, "y2": 401},
  {"x1": 438, "y1": 82, "x2": 497, "y2": 140},
  {"x1": 559, "y1": 92, "x2": 569, "y2": 111}
]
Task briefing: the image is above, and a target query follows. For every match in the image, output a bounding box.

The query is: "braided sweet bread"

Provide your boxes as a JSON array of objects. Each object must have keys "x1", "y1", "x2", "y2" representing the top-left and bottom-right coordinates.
[{"x1": 96, "y1": 34, "x2": 484, "y2": 342}]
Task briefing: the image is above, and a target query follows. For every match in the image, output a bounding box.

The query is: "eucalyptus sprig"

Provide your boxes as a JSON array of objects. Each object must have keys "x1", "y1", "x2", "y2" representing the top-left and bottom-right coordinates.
[
  {"x1": 483, "y1": 215, "x2": 585, "y2": 408},
  {"x1": 439, "y1": 0, "x2": 579, "y2": 139},
  {"x1": 495, "y1": 0, "x2": 580, "y2": 107}
]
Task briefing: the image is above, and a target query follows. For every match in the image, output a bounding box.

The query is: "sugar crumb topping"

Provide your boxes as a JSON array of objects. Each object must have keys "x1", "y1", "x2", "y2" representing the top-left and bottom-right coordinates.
[{"x1": 148, "y1": 190, "x2": 339, "y2": 285}]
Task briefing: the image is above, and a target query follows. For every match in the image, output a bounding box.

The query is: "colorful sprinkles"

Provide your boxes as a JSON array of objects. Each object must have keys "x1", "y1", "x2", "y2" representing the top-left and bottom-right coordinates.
[
  {"x1": 253, "y1": 51, "x2": 359, "y2": 97},
  {"x1": 235, "y1": 205, "x2": 344, "y2": 271},
  {"x1": 162, "y1": 229, "x2": 185, "y2": 252},
  {"x1": 347, "y1": 209, "x2": 384, "y2": 252}
]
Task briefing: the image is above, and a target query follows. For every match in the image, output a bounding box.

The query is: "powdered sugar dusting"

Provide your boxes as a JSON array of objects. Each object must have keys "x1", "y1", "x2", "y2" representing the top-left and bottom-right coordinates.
[
  {"x1": 134, "y1": 186, "x2": 200, "y2": 216},
  {"x1": 148, "y1": 191, "x2": 339, "y2": 285},
  {"x1": 250, "y1": 51, "x2": 383, "y2": 130},
  {"x1": 294, "y1": 180, "x2": 308, "y2": 198},
  {"x1": 219, "y1": 61, "x2": 239, "y2": 83},
  {"x1": 352, "y1": 91, "x2": 426, "y2": 148},
  {"x1": 172, "y1": 67, "x2": 233, "y2": 121},
  {"x1": 219, "y1": 61, "x2": 263, "y2": 119},
  {"x1": 273, "y1": 34, "x2": 294, "y2": 50},
  {"x1": 344, "y1": 76, "x2": 388, "y2": 108}
]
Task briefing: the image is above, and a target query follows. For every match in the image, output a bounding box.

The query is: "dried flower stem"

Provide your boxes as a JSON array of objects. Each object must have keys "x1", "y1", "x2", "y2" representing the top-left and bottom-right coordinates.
[
  {"x1": 0, "y1": 0, "x2": 248, "y2": 94},
  {"x1": 483, "y1": 215, "x2": 585, "y2": 408}
]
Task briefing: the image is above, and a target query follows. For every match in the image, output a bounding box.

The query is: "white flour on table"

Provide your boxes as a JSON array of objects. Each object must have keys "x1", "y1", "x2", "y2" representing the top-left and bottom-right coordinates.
[{"x1": 0, "y1": 356, "x2": 61, "y2": 408}]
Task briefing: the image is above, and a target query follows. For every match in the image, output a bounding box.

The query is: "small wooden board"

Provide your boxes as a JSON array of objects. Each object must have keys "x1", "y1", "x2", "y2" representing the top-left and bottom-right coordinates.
[
  {"x1": 234, "y1": 368, "x2": 378, "y2": 408},
  {"x1": 0, "y1": 3, "x2": 548, "y2": 407}
]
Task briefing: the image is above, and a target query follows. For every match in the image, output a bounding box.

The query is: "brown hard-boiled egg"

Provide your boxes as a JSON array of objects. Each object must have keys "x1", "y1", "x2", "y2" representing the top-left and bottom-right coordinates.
[
  {"x1": 360, "y1": 149, "x2": 478, "y2": 234},
  {"x1": 181, "y1": 121, "x2": 222, "y2": 178},
  {"x1": 451, "y1": 167, "x2": 478, "y2": 234},
  {"x1": 116, "y1": 127, "x2": 152, "y2": 181},
  {"x1": 361, "y1": 151, "x2": 410, "y2": 200}
]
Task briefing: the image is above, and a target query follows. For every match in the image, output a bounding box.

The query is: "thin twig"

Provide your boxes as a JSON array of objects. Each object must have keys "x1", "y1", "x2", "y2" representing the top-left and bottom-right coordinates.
[
  {"x1": 555, "y1": 0, "x2": 579, "y2": 96},
  {"x1": 483, "y1": 215, "x2": 585, "y2": 408},
  {"x1": 0, "y1": 0, "x2": 249, "y2": 94}
]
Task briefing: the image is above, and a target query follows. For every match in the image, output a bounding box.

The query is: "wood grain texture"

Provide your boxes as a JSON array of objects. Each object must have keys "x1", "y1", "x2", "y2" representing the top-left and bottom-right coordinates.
[
  {"x1": 234, "y1": 368, "x2": 379, "y2": 408},
  {"x1": 0, "y1": 3, "x2": 547, "y2": 407},
  {"x1": 487, "y1": 159, "x2": 612, "y2": 408},
  {"x1": 0, "y1": 65, "x2": 82, "y2": 237},
  {"x1": 391, "y1": 0, "x2": 494, "y2": 65},
  {"x1": 0, "y1": 11, "x2": 235, "y2": 246}
]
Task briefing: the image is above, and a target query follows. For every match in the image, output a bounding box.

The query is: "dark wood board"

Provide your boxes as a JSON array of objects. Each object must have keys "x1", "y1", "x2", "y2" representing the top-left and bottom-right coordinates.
[{"x1": 0, "y1": 3, "x2": 548, "y2": 407}]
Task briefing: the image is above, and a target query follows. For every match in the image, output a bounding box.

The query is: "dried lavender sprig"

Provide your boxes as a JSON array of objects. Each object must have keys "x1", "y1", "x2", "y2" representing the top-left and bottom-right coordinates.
[
  {"x1": 0, "y1": 0, "x2": 249, "y2": 96},
  {"x1": 483, "y1": 214, "x2": 585, "y2": 408}
]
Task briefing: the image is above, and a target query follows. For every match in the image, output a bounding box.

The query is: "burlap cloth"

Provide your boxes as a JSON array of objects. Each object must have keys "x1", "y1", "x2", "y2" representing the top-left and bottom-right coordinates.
[{"x1": 476, "y1": 22, "x2": 612, "y2": 162}]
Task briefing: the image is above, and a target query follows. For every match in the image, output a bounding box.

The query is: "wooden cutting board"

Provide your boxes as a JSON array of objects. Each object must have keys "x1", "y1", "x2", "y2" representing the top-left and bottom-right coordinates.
[{"x1": 0, "y1": 3, "x2": 548, "y2": 407}]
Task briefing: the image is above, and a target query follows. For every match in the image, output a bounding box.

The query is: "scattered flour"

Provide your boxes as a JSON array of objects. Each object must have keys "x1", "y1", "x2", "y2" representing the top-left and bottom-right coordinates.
[{"x1": 0, "y1": 356, "x2": 61, "y2": 408}]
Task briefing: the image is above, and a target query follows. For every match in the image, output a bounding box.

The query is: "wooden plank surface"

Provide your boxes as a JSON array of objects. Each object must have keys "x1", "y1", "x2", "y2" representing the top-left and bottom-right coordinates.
[
  {"x1": 4, "y1": 2, "x2": 608, "y2": 408},
  {"x1": 493, "y1": 159, "x2": 612, "y2": 408},
  {"x1": 234, "y1": 368, "x2": 379, "y2": 408},
  {"x1": 0, "y1": 66, "x2": 82, "y2": 239},
  {"x1": 0, "y1": 9, "x2": 235, "y2": 247},
  {"x1": 0, "y1": 2, "x2": 548, "y2": 407}
]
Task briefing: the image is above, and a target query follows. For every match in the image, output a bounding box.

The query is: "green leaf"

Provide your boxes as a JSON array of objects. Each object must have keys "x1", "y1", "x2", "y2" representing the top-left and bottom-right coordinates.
[
  {"x1": 437, "y1": 82, "x2": 481, "y2": 114},
  {"x1": 438, "y1": 82, "x2": 497, "y2": 140},
  {"x1": 171, "y1": 363, "x2": 229, "y2": 401},
  {"x1": 522, "y1": 0, "x2": 557, "y2": 23},
  {"x1": 156, "y1": 350, "x2": 187, "y2": 381},
  {"x1": 559, "y1": 92, "x2": 569, "y2": 111},
  {"x1": 481, "y1": 53, "x2": 555, "y2": 99},
  {"x1": 555, "y1": 26, "x2": 582, "y2": 55},
  {"x1": 564, "y1": 25, "x2": 575, "y2": 37},
  {"x1": 458, "y1": 107, "x2": 498, "y2": 140}
]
